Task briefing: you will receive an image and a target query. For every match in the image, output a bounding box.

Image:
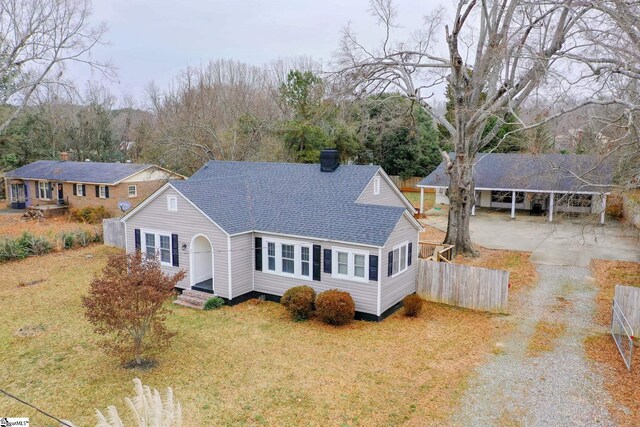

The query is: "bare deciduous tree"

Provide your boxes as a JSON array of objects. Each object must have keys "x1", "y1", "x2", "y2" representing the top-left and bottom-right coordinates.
[
  {"x1": 335, "y1": 0, "x2": 637, "y2": 255},
  {"x1": 0, "y1": 0, "x2": 111, "y2": 134}
]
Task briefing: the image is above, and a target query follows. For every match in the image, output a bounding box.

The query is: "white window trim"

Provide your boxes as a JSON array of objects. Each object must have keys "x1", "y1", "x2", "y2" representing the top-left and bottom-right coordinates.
[
  {"x1": 167, "y1": 195, "x2": 178, "y2": 212},
  {"x1": 98, "y1": 185, "x2": 107, "y2": 199},
  {"x1": 391, "y1": 241, "x2": 409, "y2": 278},
  {"x1": 331, "y1": 246, "x2": 369, "y2": 283},
  {"x1": 38, "y1": 181, "x2": 51, "y2": 200},
  {"x1": 373, "y1": 176, "x2": 381, "y2": 195},
  {"x1": 261, "y1": 237, "x2": 312, "y2": 280},
  {"x1": 128, "y1": 184, "x2": 138, "y2": 198},
  {"x1": 141, "y1": 229, "x2": 173, "y2": 267},
  {"x1": 76, "y1": 184, "x2": 85, "y2": 197}
]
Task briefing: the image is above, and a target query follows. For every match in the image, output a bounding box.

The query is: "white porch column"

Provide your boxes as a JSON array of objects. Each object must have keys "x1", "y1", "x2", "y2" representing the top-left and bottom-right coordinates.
[
  {"x1": 600, "y1": 194, "x2": 607, "y2": 225},
  {"x1": 510, "y1": 190, "x2": 516, "y2": 219},
  {"x1": 548, "y1": 192, "x2": 554, "y2": 222},
  {"x1": 419, "y1": 187, "x2": 424, "y2": 216}
]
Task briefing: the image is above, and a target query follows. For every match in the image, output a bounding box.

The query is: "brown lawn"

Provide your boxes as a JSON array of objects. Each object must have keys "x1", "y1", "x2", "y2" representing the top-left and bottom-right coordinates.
[
  {"x1": 585, "y1": 259, "x2": 640, "y2": 427},
  {"x1": 0, "y1": 211, "x2": 99, "y2": 245},
  {"x1": 0, "y1": 246, "x2": 507, "y2": 426}
]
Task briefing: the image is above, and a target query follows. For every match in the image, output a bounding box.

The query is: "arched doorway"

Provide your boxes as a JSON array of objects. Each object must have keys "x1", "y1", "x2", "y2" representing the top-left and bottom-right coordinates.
[{"x1": 191, "y1": 235, "x2": 213, "y2": 292}]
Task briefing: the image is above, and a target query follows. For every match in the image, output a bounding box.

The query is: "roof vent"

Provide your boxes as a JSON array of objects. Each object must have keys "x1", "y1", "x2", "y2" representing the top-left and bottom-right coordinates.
[{"x1": 320, "y1": 149, "x2": 339, "y2": 172}]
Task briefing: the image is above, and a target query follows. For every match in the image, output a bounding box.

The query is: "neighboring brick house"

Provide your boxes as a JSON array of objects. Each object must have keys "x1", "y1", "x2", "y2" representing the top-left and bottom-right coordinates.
[{"x1": 4, "y1": 155, "x2": 183, "y2": 215}]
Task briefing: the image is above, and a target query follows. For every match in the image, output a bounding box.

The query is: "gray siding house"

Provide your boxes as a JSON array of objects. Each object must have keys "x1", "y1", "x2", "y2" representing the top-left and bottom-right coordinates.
[{"x1": 121, "y1": 150, "x2": 423, "y2": 320}]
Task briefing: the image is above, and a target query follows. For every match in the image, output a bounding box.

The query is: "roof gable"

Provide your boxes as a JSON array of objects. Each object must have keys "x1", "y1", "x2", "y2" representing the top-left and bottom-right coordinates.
[{"x1": 419, "y1": 153, "x2": 615, "y2": 193}]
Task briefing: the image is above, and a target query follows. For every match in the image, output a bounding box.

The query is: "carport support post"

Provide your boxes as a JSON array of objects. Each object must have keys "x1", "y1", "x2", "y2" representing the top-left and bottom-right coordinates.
[
  {"x1": 600, "y1": 194, "x2": 607, "y2": 225},
  {"x1": 510, "y1": 191, "x2": 516, "y2": 219},
  {"x1": 548, "y1": 193, "x2": 554, "y2": 222},
  {"x1": 419, "y1": 187, "x2": 424, "y2": 217}
]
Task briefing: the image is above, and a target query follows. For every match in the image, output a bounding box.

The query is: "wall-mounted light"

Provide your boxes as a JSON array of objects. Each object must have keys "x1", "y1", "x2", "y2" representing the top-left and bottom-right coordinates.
[{"x1": 181, "y1": 243, "x2": 187, "y2": 251}]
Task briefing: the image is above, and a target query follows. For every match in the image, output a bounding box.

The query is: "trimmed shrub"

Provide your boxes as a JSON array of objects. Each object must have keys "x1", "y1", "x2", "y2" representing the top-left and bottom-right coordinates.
[
  {"x1": 203, "y1": 296, "x2": 225, "y2": 310},
  {"x1": 281, "y1": 285, "x2": 316, "y2": 321},
  {"x1": 315, "y1": 289, "x2": 355, "y2": 326},
  {"x1": 403, "y1": 294, "x2": 423, "y2": 317}
]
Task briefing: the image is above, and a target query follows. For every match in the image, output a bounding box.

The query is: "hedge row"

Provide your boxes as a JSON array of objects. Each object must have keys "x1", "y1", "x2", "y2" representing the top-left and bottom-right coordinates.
[{"x1": 281, "y1": 286, "x2": 355, "y2": 325}]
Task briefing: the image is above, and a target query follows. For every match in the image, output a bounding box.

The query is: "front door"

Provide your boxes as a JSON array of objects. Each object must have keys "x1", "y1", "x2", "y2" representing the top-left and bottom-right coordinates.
[{"x1": 57, "y1": 183, "x2": 64, "y2": 205}]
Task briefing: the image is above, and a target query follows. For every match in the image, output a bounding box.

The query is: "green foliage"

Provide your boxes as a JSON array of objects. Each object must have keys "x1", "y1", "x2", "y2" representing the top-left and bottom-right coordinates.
[
  {"x1": 282, "y1": 121, "x2": 329, "y2": 163},
  {"x1": 70, "y1": 206, "x2": 112, "y2": 224},
  {"x1": 203, "y1": 297, "x2": 225, "y2": 311},
  {"x1": 438, "y1": 81, "x2": 523, "y2": 153},
  {"x1": 0, "y1": 238, "x2": 28, "y2": 261},
  {"x1": 280, "y1": 70, "x2": 325, "y2": 121},
  {"x1": 354, "y1": 95, "x2": 442, "y2": 179},
  {"x1": 315, "y1": 289, "x2": 355, "y2": 326},
  {"x1": 16, "y1": 232, "x2": 53, "y2": 256},
  {"x1": 281, "y1": 285, "x2": 316, "y2": 321},
  {"x1": 402, "y1": 294, "x2": 423, "y2": 317}
]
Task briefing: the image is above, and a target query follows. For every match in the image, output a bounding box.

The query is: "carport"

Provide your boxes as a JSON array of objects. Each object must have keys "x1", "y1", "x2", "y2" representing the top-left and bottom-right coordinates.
[{"x1": 417, "y1": 153, "x2": 614, "y2": 224}]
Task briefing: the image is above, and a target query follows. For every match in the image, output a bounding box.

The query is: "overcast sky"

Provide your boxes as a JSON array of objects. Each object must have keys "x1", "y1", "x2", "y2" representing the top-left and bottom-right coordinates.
[{"x1": 70, "y1": 0, "x2": 440, "y2": 106}]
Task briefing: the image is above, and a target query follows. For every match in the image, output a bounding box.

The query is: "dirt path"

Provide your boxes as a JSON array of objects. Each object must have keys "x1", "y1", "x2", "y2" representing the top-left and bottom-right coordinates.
[{"x1": 450, "y1": 264, "x2": 616, "y2": 426}]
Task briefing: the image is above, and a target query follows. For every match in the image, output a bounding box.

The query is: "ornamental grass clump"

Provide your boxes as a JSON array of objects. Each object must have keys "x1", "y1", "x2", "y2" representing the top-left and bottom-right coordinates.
[
  {"x1": 281, "y1": 285, "x2": 316, "y2": 321},
  {"x1": 315, "y1": 289, "x2": 355, "y2": 326},
  {"x1": 403, "y1": 294, "x2": 423, "y2": 317}
]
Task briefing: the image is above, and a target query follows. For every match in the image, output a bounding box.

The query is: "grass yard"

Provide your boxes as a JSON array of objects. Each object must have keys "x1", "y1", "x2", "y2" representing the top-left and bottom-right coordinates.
[
  {"x1": 0, "y1": 246, "x2": 506, "y2": 426},
  {"x1": 584, "y1": 259, "x2": 640, "y2": 427},
  {"x1": 0, "y1": 211, "x2": 99, "y2": 241},
  {"x1": 402, "y1": 191, "x2": 435, "y2": 210}
]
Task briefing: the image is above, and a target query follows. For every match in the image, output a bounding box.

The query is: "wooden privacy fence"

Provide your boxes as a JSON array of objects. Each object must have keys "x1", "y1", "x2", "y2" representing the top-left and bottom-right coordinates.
[
  {"x1": 416, "y1": 259, "x2": 510, "y2": 313},
  {"x1": 388, "y1": 175, "x2": 429, "y2": 192},
  {"x1": 103, "y1": 217, "x2": 125, "y2": 248},
  {"x1": 614, "y1": 285, "x2": 640, "y2": 335}
]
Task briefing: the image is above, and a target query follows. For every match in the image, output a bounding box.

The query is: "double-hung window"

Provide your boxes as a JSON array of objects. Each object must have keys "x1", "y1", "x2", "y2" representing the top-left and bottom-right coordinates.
[
  {"x1": 98, "y1": 185, "x2": 108, "y2": 199},
  {"x1": 128, "y1": 185, "x2": 137, "y2": 197},
  {"x1": 333, "y1": 247, "x2": 369, "y2": 282},
  {"x1": 38, "y1": 182, "x2": 52, "y2": 199},
  {"x1": 143, "y1": 231, "x2": 172, "y2": 266},
  {"x1": 391, "y1": 242, "x2": 409, "y2": 276},
  {"x1": 76, "y1": 184, "x2": 85, "y2": 197},
  {"x1": 263, "y1": 239, "x2": 311, "y2": 279}
]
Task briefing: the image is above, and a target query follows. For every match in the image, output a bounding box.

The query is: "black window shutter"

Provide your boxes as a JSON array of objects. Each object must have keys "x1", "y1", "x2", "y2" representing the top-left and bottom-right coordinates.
[
  {"x1": 323, "y1": 249, "x2": 332, "y2": 273},
  {"x1": 35, "y1": 181, "x2": 39, "y2": 198},
  {"x1": 254, "y1": 237, "x2": 262, "y2": 271},
  {"x1": 134, "y1": 229, "x2": 141, "y2": 250},
  {"x1": 388, "y1": 251, "x2": 393, "y2": 277},
  {"x1": 369, "y1": 255, "x2": 378, "y2": 282},
  {"x1": 105, "y1": 186, "x2": 110, "y2": 198},
  {"x1": 95, "y1": 185, "x2": 99, "y2": 197},
  {"x1": 171, "y1": 234, "x2": 179, "y2": 267},
  {"x1": 408, "y1": 243, "x2": 413, "y2": 266},
  {"x1": 73, "y1": 184, "x2": 77, "y2": 196},
  {"x1": 312, "y1": 245, "x2": 321, "y2": 281}
]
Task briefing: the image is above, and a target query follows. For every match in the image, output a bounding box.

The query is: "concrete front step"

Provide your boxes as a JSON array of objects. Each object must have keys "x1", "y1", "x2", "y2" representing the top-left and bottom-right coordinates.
[
  {"x1": 177, "y1": 294, "x2": 209, "y2": 307},
  {"x1": 182, "y1": 289, "x2": 213, "y2": 299},
  {"x1": 173, "y1": 298, "x2": 204, "y2": 310}
]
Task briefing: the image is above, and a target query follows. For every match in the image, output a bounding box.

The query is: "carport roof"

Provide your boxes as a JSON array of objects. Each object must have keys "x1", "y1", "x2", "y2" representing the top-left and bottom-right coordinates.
[{"x1": 418, "y1": 153, "x2": 615, "y2": 193}]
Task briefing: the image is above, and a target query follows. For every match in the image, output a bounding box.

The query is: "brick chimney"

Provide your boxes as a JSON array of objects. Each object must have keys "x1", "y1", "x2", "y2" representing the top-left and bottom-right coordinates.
[{"x1": 59, "y1": 151, "x2": 69, "y2": 161}]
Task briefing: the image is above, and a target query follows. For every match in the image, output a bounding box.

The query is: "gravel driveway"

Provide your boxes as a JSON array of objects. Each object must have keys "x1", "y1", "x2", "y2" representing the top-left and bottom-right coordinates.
[
  {"x1": 427, "y1": 211, "x2": 638, "y2": 426},
  {"x1": 450, "y1": 265, "x2": 615, "y2": 426}
]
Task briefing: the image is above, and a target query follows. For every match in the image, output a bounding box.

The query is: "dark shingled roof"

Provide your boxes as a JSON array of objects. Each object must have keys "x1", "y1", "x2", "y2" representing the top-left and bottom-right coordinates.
[
  {"x1": 5, "y1": 160, "x2": 153, "y2": 184},
  {"x1": 419, "y1": 153, "x2": 615, "y2": 193},
  {"x1": 171, "y1": 161, "x2": 410, "y2": 247}
]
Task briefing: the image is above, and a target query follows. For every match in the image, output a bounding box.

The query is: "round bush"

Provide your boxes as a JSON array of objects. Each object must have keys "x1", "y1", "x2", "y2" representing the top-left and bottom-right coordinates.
[
  {"x1": 204, "y1": 296, "x2": 225, "y2": 310},
  {"x1": 281, "y1": 285, "x2": 316, "y2": 321},
  {"x1": 315, "y1": 289, "x2": 355, "y2": 326},
  {"x1": 403, "y1": 294, "x2": 423, "y2": 317}
]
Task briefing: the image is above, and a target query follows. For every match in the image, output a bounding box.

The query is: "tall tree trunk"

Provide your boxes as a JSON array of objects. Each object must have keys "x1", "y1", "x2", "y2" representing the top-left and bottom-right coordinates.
[{"x1": 444, "y1": 152, "x2": 478, "y2": 256}]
